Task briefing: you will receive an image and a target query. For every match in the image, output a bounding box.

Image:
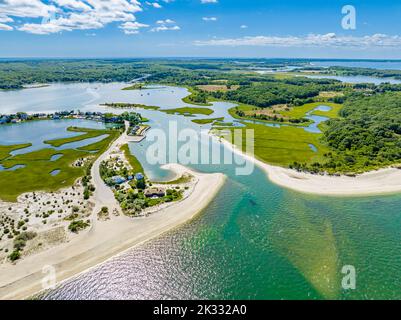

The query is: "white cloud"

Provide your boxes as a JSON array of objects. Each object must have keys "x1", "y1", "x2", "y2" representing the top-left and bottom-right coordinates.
[
  {"x1": 120, "y1": 21, "x2": 149, "y2": 34},
  {"x1": 0, "y1": 0, "x2": 147, "y2": 34},
  {"x1": 194, "y1": 33, "x2": 401, "y2": 48},
  {"x1": 202, "y1": 17, "x2": 217, "y2": 21},
  {"x1": 156, "y1": 19, "x2": 175, "y2": 24},
  {"x1": 52, "y1": 0, "x2": 91, "y2": 11},
  {"x1": 146, "y1": 1, "x2": 162, "y2": 8},
  {"x1": 240, "y1": 25, "x2": 248, "y2": 29},
  {"x1": 0, "y1": 15, "x2": 14, "y2": 23},
  {"x1": 0, "y1": 0, "x2": 57, "y2": 19},
  {"x1": 201, "y1": 0, "x2": 218, "y2": 3},
  {"x1": 151, "y1": 24, "x2": 180, "y2": 32},
  {"x1": 0, "y1": 22, "x2": 13, "y2": 31},
  {"x1": 152, "y1": 17, "x2": 179, "y2": 32}
]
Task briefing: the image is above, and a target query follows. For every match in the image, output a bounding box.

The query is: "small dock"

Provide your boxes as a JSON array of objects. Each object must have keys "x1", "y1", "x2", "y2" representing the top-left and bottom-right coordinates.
[{"x1": 127, "y1": 126, "x2": 150, "y2": 143}]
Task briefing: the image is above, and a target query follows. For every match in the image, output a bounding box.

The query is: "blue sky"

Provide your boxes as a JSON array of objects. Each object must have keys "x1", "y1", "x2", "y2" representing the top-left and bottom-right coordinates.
[{"x1": 1, "y1": 0, "x2": 401, "y2": 58}]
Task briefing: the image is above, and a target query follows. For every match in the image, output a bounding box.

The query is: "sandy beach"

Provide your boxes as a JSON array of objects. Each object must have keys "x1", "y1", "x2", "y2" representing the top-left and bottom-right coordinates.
[
  {"x1": 215, "y1": 135, "x2": 401, "y2": 196},
  {"x1": 0, "y1": 164, "x2": 226, "y2": 300}
]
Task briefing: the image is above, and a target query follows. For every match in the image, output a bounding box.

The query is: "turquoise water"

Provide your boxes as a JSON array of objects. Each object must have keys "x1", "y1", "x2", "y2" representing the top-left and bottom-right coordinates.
[{"x1": 1, "y1": 84, "x2": 400, "y2": 299}]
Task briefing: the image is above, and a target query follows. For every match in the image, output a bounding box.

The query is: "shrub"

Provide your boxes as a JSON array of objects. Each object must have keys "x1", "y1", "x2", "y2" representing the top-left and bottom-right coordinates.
[
  {"x1": 8, "y1": 250, "x2": 21, "y2": 262},
  {"x1": 68, "y1": 220, "x2": 90, "y2": 233},
  {"x1": 16, "y1": 231, "x2": 37, "y2": 242},
  {"x1": 13, "y1": 239, "x2": 26, "y2": 251}
]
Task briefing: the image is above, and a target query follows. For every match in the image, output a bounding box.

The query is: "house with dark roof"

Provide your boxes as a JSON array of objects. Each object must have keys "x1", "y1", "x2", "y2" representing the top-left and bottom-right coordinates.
[{"x1": 144, "y1": 188, "x2": 165, "y2": 198}]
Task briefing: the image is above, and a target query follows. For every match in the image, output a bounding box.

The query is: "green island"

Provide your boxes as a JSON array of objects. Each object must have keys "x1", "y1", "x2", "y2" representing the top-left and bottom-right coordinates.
[
  {"x1": 122, "y1": 83, "x2": 146, "y2": 90},
  {"x1": 181, "y1": 87, "x2": 213, "y2": 106},
  {"x1": 212, "y1": 121, "x2": 234, "y2": 127},
  {"x1": 160, "y1": 107, "x2": 214, "y2": 116},
  {"x1": 44, "y1": 127, "x2": 109, "y2": 147},
  {"x1": 191, "y1": 117, "x2": 224, "y2": 125}
]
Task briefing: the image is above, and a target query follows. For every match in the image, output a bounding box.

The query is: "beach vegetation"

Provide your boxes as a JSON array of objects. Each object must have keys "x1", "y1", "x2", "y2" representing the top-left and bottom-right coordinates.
[
  {"x1": 161, "y1": 107, "x2": 214, "y2": 116},
  {"x1": 8, "y1": 250, "x2": 20, "y2": 262},
  {"x1": 68, "y1": 220, "x2": 90, "y2": 233}
]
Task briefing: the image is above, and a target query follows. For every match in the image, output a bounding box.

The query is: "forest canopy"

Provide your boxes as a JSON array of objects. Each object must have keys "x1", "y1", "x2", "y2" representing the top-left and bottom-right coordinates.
[{"x1": 321, "y1": 92, "x2": 401, "y2": 172}]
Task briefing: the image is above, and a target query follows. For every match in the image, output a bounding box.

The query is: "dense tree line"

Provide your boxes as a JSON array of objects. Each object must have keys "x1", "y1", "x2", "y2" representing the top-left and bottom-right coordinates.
[
  {"x1": 0, "y1": 60, "x2": 146, "y2": 89},
  {"x1": 320, "y1": 92, "x2": 401, "y2": 172},
  {"x1": 300, "y1": 66, "x2": 401, "y2": 80},
  {"x1": 209, "y1": 77, "x2": 343, "y2": 107}
]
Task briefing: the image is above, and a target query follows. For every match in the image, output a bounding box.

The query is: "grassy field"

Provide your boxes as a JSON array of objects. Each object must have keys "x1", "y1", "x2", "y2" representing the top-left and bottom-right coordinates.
[
  {"x1": 228, "y1": 102, "x2": 342, "y2": 126},
  {"x1": 311, "y1": 103, "x2": 343, "y2": 118},
  {"x1": 121, "y1": 143, "x2": 145, "y2": 175},
  {"x1": 280, "y1": 102, "x2": 342, "y2": 119},
  {"x1": 216, "y1": 122, "x2": 328, "y2": 168},
  {"x1": 0, "y1": 144, "x2": 32, "y2": 161},
  {"x1": 0, "y1": 129, "x2": 121, "y2": 202},
  {"x1": 227, "y1": 103, "x2": 312, "y2": 127},
  {"x1": 221, "y1": 101, "x2": 344, "y2": 168},
  {"x1": 44, "y1": 127, "x2": 110, "y2": 147},
  {"x1": 161, "y1": 107, "x2": 214, "y2": 116}
]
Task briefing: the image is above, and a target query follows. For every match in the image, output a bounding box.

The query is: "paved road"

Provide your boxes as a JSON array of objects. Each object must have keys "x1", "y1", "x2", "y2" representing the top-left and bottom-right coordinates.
[{"x1": 90, "y1": 121, "x2": 131, "y2": 217}]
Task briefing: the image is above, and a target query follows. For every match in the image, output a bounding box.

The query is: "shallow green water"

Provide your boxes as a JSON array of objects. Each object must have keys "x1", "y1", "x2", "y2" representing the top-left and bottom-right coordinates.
[{"x1": 1, "y1": 83, "x2": 400, "y2": 299}]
